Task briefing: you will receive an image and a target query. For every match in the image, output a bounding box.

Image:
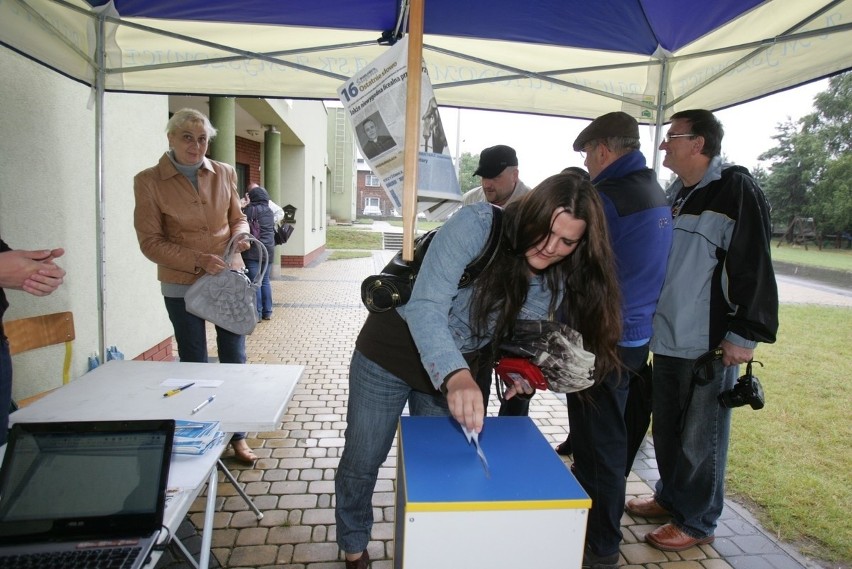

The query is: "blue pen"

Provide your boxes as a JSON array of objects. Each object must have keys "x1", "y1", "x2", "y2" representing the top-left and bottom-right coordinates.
[{"x1": 191, "y1": 395, "x2": 216, "y2": 415}]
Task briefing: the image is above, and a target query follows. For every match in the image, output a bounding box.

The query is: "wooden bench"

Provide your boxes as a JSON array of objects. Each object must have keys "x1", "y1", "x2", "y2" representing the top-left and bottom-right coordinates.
[{"x1": 5, "y1": 311, "x2": 75, "y2": 409}]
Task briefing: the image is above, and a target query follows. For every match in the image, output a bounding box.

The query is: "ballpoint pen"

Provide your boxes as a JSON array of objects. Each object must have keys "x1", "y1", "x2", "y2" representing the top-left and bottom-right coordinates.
[
  {"x1": 191, "y1": 395, "x2": 216, "y2": 415},
  {"x1": 163, "y1": 382, "x2": 195, "y2": 398}
]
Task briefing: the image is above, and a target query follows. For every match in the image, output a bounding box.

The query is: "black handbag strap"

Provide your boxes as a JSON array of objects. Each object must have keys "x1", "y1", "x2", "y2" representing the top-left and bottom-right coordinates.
[{"x1": 458, "y1": 204, "x2": 503, "y2": 287}]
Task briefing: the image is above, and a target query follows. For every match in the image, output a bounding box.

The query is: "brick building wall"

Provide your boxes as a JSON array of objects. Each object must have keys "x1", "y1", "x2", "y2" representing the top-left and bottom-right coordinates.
[
  {"x1": 235, "y1": 136, "x2": 261, "y2": 189},
  {"x1": 357, "y1": 170, "x2": 394, "y2": 216},
  {"x1": 133, "y1": 337, "x2": 175, "y2": 362}
]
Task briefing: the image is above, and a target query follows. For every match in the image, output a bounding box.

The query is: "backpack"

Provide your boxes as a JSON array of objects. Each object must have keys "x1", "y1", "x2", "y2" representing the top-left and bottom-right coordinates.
[
  {"x1": 360, "y1": 205, "x2": 503, "y2": 313},
  {"x1": 246, "y1": 207, "x2": 262, "y2": 240}
]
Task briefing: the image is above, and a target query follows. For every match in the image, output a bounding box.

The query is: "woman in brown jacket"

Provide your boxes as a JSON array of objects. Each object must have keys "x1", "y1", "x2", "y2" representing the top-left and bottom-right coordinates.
[{"x1": 133, "y1": 107, "x2": 257, "y2": 463}]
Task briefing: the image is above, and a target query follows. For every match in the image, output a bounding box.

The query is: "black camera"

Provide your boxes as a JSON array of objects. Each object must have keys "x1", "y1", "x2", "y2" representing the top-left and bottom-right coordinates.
[{"x1": 718, "y1": 360, "x2": 765, "y2": 410}]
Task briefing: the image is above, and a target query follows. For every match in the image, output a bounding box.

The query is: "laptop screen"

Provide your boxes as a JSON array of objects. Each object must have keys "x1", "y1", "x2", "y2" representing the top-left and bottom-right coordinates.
[{"x1": 0, "y1": 420, "x2": 175, "y2": 544}]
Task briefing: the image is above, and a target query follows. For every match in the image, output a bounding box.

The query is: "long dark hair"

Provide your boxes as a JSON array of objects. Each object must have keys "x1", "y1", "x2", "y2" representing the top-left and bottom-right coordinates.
[{"x1": 470, "y1": 173, "x2": 622, "y2": 380}]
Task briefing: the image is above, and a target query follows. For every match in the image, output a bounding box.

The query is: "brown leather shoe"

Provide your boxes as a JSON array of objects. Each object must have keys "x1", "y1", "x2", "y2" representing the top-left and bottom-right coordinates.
[
  {"x1": 625, "y1": 495, "x2": 670, "y2": 518},
  {"x1": 645, "y1": 523, "x2": 714, "y2": 552},
  {"x1": 344, "y1": 550, "x2": 370, "y2": 569}
]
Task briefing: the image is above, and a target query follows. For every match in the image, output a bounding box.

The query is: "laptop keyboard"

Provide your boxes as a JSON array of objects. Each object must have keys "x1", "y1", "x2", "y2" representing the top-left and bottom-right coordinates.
[{"x1": 1, "y1": 545, "x2": 143, "y2": 568}]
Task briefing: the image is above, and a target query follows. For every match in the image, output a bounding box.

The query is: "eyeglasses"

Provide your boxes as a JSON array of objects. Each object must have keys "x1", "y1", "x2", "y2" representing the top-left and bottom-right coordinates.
[{"x1": 665, "y1": 133, "x2": 697, "y2": 143}]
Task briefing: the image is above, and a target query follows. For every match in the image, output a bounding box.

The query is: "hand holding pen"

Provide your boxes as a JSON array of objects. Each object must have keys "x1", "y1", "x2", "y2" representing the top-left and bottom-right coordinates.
[
  {"x1": 191, "y1": 395, "x2": 216, "y2": 415},
  {"x1": 163, "y1": 382, "x2": 195, "y2": 397}
]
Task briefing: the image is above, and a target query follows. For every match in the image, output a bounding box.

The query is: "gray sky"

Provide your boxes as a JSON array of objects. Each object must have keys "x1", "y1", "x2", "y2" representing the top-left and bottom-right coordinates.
[{"x1": 442, "y1": 79, "x2": 828, "y2": 187}]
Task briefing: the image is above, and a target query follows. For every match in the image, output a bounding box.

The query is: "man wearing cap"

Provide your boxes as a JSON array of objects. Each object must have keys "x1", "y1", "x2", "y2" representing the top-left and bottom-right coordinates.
[
  {"x1": 461, "y1": 144, "x2": 533, "y2": 417},
  {"x1": 462, "y1": 145, "x2": 530, "y2": 207},
  {"x1": 569, "y1": 112, "x2": 673, "y2": 569},
  {"x1": 627, "y1": 110, "x2": 777, "y2": 553}
]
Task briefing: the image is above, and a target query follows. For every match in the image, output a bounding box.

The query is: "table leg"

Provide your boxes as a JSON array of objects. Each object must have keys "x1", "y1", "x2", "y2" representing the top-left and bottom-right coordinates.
[
  {"x1": 198, "y1": 467, "x2": 218, "y2": 569},
  {"x1": 218, "y1": 459, "x2": 264, "y2": 520}
]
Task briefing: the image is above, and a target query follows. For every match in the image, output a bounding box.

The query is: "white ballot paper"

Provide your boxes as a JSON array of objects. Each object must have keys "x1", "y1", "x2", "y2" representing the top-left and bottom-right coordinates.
[
  {"x1": 462, "y1": 424, "x2": 491, "y2": 478},
  {"x1": 339, "y1": 36, "x2": 461, "y2": 220}
]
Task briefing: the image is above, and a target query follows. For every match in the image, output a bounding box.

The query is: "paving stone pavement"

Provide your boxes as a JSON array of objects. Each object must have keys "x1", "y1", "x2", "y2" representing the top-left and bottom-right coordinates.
[{"x1": 154, "y1": 251, "x2": 830, "y2": 569}]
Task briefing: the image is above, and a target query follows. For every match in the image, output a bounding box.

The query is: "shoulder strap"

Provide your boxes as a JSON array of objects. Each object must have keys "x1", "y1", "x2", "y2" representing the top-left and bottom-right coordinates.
[
  {"x1": 379, "y1": 204, "x2": 503, "y2": 287},
  {"x1": 459, "y1": 204, "x2": 503, "y2": 287},
  {"x1": 246, "y1": 203, "x2": 260, "y2": 221}
]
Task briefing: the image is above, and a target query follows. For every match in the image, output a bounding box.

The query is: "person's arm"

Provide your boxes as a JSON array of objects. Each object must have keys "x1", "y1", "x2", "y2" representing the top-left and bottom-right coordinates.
[
  {"x1": 0, "y1": 247, "x2": 65, "y2": 297},
  {"x1": 404, "y1": 204, "x2": 493, "y2": 432},
  {"x1": 721, "y1": 172, "x2": 779, "y2": 365}
]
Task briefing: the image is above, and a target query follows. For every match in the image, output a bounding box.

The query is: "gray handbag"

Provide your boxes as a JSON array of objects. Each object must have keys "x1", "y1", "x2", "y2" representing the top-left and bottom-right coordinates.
[{"x1": 184, "y1": 233, "x2": 269, "y2": 336}]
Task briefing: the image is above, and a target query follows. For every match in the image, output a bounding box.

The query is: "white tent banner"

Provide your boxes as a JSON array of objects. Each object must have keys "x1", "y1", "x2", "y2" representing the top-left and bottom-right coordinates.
[
  {"x1": 2, "y1": 0, "x2": 849, "y2": 122},
  {"x1": 339, "y1": 36, "x2": 460, "y2": 218}
]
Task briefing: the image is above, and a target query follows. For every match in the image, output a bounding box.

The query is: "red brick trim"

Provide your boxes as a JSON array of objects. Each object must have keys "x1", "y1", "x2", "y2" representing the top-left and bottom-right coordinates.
[
  {"x1": 134, "y1": 337, "x2": 175, "y2": 362},
  {"x1": 281, "y1": 245, "x2": 326, "y2": 268}
]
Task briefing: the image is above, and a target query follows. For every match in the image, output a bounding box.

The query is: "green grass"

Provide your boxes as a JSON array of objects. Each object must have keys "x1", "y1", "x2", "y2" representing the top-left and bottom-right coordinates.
[
  {"x1": 772, "y1": 244, "x2": 852, "y2": 272},
  {"x1": 727, "y1": 304, "x2": 852, "y2": 563},
  {"x1": 328, "y1": 250, "x2": 372, "y2": 261},
  {"x1": 326, "y1": 226, "x2": 382, "y2": 250}
]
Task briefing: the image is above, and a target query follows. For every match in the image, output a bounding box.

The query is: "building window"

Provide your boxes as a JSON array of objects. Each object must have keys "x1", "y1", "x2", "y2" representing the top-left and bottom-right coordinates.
[
  {"x1": 236, "y1": 163, "x2": 249, "y2": 197},
  {"x1": 365, "y1": 174, "x2": 380, "y2": 187}
]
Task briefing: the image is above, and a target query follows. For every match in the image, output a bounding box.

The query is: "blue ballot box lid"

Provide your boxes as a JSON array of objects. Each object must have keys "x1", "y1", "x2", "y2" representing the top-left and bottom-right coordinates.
[{"x1": 398, "y1": 416, "x2": 590, "y2": 510}]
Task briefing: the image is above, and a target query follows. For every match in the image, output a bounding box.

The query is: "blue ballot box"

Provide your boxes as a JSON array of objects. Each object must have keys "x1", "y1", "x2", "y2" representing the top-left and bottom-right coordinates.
[{"x1": 394, "y1": 416, "x2": 590, "y2": 569}]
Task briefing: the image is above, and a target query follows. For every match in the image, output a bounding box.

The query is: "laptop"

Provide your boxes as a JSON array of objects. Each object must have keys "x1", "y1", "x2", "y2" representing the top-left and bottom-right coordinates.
[{"x1": 0, "y1": 419, "x2": 175, "y2": 569}]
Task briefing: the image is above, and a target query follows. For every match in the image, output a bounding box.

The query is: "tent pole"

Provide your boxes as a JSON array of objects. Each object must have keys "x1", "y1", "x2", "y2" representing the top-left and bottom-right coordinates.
[
  {"x1": 94, "y1": 13, "x2": 107, "y2": 362},
  {"x1": 651, "y1": 58, "x2": 669, "y2": 176},
  {"x1": 401, "y1": 0, "x2": 424, "y2": 262}
]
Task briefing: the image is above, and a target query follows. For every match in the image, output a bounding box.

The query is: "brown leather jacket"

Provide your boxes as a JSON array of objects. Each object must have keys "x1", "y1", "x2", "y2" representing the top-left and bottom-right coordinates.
[{"x1": 133, "y1": 153, "x2": 249, "y2": 285}]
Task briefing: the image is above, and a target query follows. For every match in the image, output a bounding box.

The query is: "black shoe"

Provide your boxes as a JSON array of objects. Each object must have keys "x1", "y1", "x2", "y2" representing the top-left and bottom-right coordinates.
[
  {"x1": 556, "y1": 435, "x2": 572, "y2": 456},
  {"x1": 582, "y1": 548, "x2": 618, "y2": 569},
  {"x1": 344, "y1": 550, "x2": 370, "y2": 569},
  {"x1": 262, "y1": 314, "x2": 272, "y2": 320}
]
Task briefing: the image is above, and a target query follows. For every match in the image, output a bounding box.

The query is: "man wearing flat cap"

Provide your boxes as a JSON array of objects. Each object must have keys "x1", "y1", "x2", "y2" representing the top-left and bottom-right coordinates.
[
  {"x1": 462, "y1": 145, "x2": 530, "y2": 207},
  {"x1": 567, "y1": 111, "x2": 673, "y2": 569}
]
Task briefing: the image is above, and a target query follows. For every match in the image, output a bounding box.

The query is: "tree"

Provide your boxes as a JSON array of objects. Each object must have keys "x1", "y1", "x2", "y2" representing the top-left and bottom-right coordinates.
[
  {"x1": 758, "y1": 72, "x2": 852, "y2": 234},
  {"x1": 457, "y1": 152, "x2": 480, "y2": 194},
  {"x1": 759, "y1": 120, "x2": 819, "y2": 226},
  {"x1": 802, "y1": 72, "x2": 852, "y2": 159},
  {"x1": 810, "y1": 154, "x2": 852, "y2": 234}
]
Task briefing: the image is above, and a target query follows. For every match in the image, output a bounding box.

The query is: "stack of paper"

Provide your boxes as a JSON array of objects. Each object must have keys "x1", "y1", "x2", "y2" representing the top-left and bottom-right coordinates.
[{"x1": 173, "y1": 419, "x2": 225, "y2": 455}]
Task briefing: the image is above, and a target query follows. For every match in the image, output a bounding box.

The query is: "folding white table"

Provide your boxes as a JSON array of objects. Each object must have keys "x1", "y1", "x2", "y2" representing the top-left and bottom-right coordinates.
[{"x1": 9, "y1": 359, "x2": 304, "y2": 569}]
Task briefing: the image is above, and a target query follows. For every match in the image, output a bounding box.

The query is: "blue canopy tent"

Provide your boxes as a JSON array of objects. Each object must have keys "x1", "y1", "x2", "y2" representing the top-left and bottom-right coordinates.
[{"x1": 1, "y1": 0, "x2": 850, "y2": 353}]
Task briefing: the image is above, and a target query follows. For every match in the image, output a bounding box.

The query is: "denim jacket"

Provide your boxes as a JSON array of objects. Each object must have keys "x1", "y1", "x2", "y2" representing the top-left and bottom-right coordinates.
[{"x1": 400, "y1": 202, "x2": 560, "y2": 391}]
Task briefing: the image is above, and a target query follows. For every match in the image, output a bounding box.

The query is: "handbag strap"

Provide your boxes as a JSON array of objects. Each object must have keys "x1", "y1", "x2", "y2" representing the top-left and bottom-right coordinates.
[
  {"x1": 223, "y1": 232, "x2": 269, "y2": 288},
  {"x1": 458, "y1": 204, "x2": 503, "y2": 287}
]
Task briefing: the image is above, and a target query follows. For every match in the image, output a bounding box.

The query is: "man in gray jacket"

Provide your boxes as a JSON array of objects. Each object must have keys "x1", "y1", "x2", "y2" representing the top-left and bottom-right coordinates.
[{"x1": 627, "y1": 109, "x2": 778, "y2": 552}]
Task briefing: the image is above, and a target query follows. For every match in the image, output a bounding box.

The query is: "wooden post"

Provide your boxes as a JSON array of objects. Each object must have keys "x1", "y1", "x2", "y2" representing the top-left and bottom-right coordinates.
[{"x1": 401, "y1": 0, "x2": 425, "y2": 261}]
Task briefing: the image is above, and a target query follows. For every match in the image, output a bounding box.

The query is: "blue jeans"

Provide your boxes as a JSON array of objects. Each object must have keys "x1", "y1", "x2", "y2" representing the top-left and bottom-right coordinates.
[
  {"x1": 0, "y1": 339, "x2": 11, "y2": 446},
  {"x1": 651, "y1": 354, "x2": 737, "y2": 538},
  {"x1": 335, "y1": 350, "x2": 452, "y2": 554},
  {"x1": 164, "y1": 296, "x2": 248, "y2": 441},
  {"x1": 245, "y1": 258, "x2": 272, "y2": 318},
  {"x1": 567, "y1": 344, "x2": 648, "y2": 557}
]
